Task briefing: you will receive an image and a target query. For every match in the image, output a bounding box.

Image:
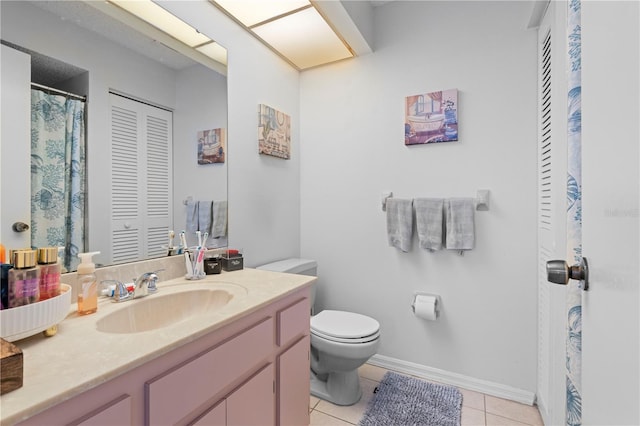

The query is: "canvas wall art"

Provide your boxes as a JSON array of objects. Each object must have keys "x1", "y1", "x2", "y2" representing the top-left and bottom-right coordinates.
[
  {"x1": 198, "y1": 129, "x2": 226, "y2": 164},
  {"x1": 258, "y1": 104, "x2": 291, "y2": 159},
  {"x1": 197, "y1": 128, "x2": 225, "y2": 164},
  {"x1": 405, "y1": 88, "x2": 458, "y2": 145}
]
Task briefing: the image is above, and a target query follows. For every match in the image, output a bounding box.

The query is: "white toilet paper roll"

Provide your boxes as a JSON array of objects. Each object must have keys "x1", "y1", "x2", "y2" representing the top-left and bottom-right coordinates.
[{"x1": 412, "y1": 294, "x2": 439, "y2": 320}]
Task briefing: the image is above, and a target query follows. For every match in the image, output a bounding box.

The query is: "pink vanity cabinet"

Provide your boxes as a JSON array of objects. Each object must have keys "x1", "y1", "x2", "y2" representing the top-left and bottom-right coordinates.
[{"x1": 17, "y1": 287, "x2": 311, "y2": 426}]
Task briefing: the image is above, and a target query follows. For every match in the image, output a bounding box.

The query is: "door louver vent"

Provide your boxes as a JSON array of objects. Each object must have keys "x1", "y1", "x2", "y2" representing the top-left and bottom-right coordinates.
[
  {"x1": 111, "y1": 105, "x2": 139, "y2": 219},
  {"x1": 147, "y1": 115, "x2": 170, "y2": 218},
  {"x1": 539, "y1": 30, "x2": 552, "y2": 230}
]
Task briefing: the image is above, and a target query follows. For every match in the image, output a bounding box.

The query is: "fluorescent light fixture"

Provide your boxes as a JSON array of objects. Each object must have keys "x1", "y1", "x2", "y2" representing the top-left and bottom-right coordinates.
[
  {"x1": 211, "y1": 0, "x2": 354, "y2": 70},
  {"x1": 252, "y1": 7, "x2": 352, "y2": 69},
  {"x1": 213, "y1": 0, "x2": 311, "y2": 27},
  {"x1": 105, "y1": 0, "x2": 226, "y2": 68},
  {"x1": 196, "y1": 42, "x2": 228, "y2": 66},
  {"x1": 110, "y1": 0, "x2": 210, "y2": 47}
]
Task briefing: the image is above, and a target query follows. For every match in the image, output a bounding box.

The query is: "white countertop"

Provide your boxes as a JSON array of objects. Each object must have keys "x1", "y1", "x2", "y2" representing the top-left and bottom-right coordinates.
[{"x1": 0, "y1": 268, "x2": 314, "y2": 425}]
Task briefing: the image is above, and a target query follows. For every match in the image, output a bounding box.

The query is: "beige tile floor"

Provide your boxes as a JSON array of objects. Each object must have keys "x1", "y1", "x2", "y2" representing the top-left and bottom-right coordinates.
[{"x1": 309, "y1": 364, "x2": 543, "y2": 426}]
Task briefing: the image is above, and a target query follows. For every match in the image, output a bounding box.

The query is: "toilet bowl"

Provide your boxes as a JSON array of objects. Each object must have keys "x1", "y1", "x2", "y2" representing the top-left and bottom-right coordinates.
[
  {"x1": 256, "y1": 259, "x2": 381, "y2": 406},
  {"x1": 310, "y1": 310, "x2": 380, "y2": 405}
]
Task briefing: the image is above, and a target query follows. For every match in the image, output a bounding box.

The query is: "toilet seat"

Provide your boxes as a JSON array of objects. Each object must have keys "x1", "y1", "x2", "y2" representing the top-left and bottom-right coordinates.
[{"x1": 311, "y1": 310, "x2": 380, "y2": 344}]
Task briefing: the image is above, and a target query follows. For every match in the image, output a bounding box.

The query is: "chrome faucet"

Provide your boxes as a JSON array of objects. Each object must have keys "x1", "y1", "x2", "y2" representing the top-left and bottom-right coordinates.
[
  {"x1": 133, "y1": 272, "x2": 159, "y2": 297},
  {"x1": 113, "y1": 271, "x2": 160, "y2": 303}
]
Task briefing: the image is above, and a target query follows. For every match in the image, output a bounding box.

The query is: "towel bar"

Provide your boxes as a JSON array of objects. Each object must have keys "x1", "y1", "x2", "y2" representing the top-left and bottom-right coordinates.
[{"x1": 381, "y1": 190, "x2": 490, "y2": 211}]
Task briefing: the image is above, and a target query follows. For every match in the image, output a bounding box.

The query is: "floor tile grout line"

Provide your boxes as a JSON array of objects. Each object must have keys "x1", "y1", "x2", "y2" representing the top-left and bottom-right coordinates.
[
  {"x1": 310, "y1": 408, "x2": 358, "y2": 425},
  {"x1": 485, "y1": 405, "x2": 541, "y2": 425},
  {"x1": 485, "y1": 412, "x2": 538, "y2": 426},
  {"x1": 483, "y1": 393, "x2": 487, "y2": 426}
]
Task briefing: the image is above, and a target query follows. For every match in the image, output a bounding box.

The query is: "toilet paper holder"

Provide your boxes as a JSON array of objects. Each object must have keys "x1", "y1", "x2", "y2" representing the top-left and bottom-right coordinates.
[{"x1": 412, "y1": 292, "x2": 440, "y2": 319}]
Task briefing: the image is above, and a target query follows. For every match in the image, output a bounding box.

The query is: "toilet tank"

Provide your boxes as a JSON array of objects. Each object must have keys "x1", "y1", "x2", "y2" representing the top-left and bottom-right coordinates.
[
  {"x1": 256, "y1": 258, "x2": 317, "y2": 312},
  {"x1": 256, "y1": 258, "x2": 317, "y2": 276}
]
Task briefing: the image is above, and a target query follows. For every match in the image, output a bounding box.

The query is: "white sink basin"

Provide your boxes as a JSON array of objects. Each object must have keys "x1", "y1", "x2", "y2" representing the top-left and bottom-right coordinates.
[{"x1": 96, "y1": 288, "x2": 235, "y2": 334}]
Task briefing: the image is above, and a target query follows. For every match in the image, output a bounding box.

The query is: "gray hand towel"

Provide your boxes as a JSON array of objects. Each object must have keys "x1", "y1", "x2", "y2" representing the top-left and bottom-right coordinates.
[
  {"x1": 198, "y1": 200, "x2": 213, "y2": 234},
  {"x1": 414, "y1": 198, "x2": 444, "y2": 251},
  {"x1": 445, "y1": 198, "x2": 475, "y2": 253},
  {"x1": 386, "y1": 198, "x2": 414, "y2": 252},
  {"x1": 212, "y1": 200, "x2": 228, "y2": 238},
  {"x1": 186, "y1": 200, "x2": 199, "y2": 233}
]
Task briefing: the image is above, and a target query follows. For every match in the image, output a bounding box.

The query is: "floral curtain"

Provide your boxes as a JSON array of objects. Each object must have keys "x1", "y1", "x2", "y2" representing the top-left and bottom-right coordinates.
[
  {"x1": 566, "y1": 0, "x2": 583, "y2": 424},
  {"x1": 30, "y1": 89, "x2": 86, "y2": 272}
]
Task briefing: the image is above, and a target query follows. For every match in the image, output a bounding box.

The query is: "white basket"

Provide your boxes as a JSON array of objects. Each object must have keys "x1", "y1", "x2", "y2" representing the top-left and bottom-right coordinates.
[{"x1": 1, "y1": 284, "x2": 72, "y2": 342}]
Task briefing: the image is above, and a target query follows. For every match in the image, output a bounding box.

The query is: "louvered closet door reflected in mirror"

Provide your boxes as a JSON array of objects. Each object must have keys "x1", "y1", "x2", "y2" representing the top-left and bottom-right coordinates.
[{"x1": 109, "y1": 93, "x2": 173, "y2": 266}]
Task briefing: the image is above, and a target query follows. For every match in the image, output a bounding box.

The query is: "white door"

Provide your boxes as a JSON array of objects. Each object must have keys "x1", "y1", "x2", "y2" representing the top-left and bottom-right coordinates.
[
  {"x1": 580, "y1": 2, "x2": 639, "y2": 425},
  {"x1": 109, "y1": 93, "x2": 173, "y2": 265},
  {"x1": 0, "y1": 45, "x2": 31, "y2": 251},
  {"x1": 536, "y1": 2, "x2": 569, "y2": 425}
]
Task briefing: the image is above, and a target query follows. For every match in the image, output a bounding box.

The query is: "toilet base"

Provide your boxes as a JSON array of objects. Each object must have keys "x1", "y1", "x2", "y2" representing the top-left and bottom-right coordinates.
[{"x1": 310, "y1": 368, "x2": 362, "y2": 406}]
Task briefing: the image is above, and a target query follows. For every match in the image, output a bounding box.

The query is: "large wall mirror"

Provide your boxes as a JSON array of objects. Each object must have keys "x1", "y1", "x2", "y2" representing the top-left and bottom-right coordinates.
[{"x1": 1, "y1": 1, "x2": 228, "y2": 271}]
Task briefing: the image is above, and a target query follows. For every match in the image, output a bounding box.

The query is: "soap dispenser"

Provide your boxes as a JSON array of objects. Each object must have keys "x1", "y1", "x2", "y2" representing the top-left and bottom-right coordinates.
[{"x1": 77, "y1": 251, "x2": 100, "y2": 315}]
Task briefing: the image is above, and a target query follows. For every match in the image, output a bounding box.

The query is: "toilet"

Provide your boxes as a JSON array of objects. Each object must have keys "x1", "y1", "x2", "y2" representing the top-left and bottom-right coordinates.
[{"x1": 256, "y1": 258, "x2": 380, "y2": 406}]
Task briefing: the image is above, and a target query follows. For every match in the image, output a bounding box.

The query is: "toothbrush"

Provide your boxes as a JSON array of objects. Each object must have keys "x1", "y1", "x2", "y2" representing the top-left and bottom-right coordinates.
[
  {"x1": 168, "y1": 230, "x2": 175, "y2": 252},
  {"x1": 196, "y1": 230, "x2": 202, "y2": 248},
  {"x1": 179, "y1": 230, "x2": 187, "y2": 254},
  {"x1": 192, "y1": 246, "x2": 199, "y2": 276},
  {"x1": 184, "y1": 252, "x2": 194, "y2": 277},
  {"x1": 194, "y1": 246, "x2": 206, "y2": 276},
  {"x1": 202, "y1": 232, "x2": 209, "y2": 249}
]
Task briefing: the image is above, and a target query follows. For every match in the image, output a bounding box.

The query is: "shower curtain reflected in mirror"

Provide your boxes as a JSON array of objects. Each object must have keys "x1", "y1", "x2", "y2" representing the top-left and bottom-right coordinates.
[{"x1": 30, "y1": 89, "x2": 86, "y2": 272}]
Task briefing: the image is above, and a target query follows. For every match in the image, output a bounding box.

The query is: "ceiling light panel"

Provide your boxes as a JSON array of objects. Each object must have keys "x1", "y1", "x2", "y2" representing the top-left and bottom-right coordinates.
[
  {"x1": 110, "y1": 0, "x2": 210, "y2": 47},
  {"x1": 252, "y1": 7, "x2": 352, "y2": 69},
  {"x1": 213, "y1": 0, "x2": 311, "y2": 27},
  {"x1": 196, "y1": 42, "x2": 228, "y2": 65}
]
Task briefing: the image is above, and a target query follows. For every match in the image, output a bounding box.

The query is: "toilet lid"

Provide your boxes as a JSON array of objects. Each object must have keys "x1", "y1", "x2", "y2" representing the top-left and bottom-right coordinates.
[{"x1": 311, "y1": 310, "x2": 380, "y2": 341}]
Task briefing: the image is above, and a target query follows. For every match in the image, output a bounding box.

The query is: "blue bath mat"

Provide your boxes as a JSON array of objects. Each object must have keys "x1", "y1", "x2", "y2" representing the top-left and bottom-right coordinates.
[{"x1": 358, "y1": 371, "x2": 462, "y2": 426}]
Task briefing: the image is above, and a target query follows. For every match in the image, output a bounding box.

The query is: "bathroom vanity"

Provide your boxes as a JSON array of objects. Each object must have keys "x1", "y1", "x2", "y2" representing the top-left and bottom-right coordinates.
[{"x1": 0, "y1": 269, "x2": 314, "y2": 426}]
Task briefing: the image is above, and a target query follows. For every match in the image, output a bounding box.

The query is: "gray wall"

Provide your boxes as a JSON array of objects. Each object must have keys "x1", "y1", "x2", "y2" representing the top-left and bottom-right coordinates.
[
  {"x1": 299, "y1": 1, "x2": 538, "y2": 395},
  {"x1": 173, "y1": 64, "x2": 228, "y2": 248}
]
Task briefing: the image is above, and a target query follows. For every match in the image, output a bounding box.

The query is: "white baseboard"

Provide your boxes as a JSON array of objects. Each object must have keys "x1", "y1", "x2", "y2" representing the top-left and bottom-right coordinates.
[{"x1": 368, "y1": 354, "x2": 536, "y2": 406}]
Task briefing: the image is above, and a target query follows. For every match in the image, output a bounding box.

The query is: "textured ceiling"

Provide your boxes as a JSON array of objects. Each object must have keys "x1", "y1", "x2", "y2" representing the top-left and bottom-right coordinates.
[
  {"x1": 1, "y1": 39, "x2": 89, "y2": 87},
  {"x1": 24, "y1": 0, "x2": 197, "y2": 85}
]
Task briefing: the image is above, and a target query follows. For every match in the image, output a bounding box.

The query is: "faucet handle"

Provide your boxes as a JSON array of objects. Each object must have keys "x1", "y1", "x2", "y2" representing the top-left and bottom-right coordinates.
[
  {"x1": 147, "y1": 273, "x2": 159, "y2": 294},
  {"x1": 113, "y1": 281, "x2": 132, "y2": 302}
]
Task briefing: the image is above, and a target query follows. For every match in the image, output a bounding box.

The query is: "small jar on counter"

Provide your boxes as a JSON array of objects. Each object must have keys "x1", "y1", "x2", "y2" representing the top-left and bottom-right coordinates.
[
  {"x1": 37, "y1": 247, "x2": 61, "y2": 300},
  {"x1": 8, "y1": 249, "x2": 40, "y2": 307}
]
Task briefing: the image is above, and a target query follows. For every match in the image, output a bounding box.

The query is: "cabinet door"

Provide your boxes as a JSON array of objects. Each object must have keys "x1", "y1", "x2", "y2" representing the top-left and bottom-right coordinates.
[
  {"x1": 146, "y1": 318, "x2": 273, "y2": 425},
  {"x1": 69, "y1": 394, "x2": 132, "y2": 426},
  {"x1": 191, "y1": 400, "x2": 226, "y2": 426},
  {"x1": 278, "y1": 336, "x2": 310, "y2": 426},
  {"x1": 227, "y1": 364, "x2": 275, "y2": 426}
]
